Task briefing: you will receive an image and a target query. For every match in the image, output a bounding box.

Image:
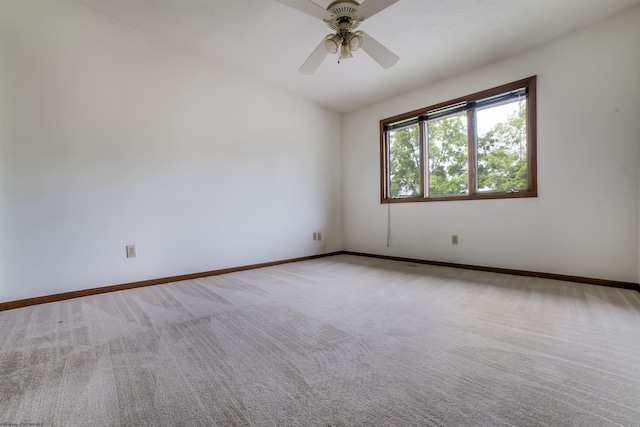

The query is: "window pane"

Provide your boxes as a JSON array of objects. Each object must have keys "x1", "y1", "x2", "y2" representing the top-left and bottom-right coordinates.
[
  {"x1": 388, "y1": 124, "x2": 421, "y2": 197},
  {"x1": 476, "y1": 99, "x2": 527, "y2": 192},
  {"x1": 427, "y1": 114, "x2": 468, "y2": 196}
]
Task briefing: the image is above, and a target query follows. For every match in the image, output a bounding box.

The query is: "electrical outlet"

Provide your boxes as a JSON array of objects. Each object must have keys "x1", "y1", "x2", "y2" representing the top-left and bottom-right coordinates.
[
  {"x1": 317, "y1": 232, "x2": 322, "y2": 241},
  {"x1": 126, "y1": 244, "x2": 136, "y2": 258},
  {"x1": 313, "y1": 232, "x2": 317, "y2": 241},
  {"x1": 451, "y1": 235, "x2": 459, "y2": 245}
]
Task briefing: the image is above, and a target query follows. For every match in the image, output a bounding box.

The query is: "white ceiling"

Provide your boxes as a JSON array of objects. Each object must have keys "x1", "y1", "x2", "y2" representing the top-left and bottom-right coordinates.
[{"x1": 71, "y1": 0, "x2": 640, "y2": 113}]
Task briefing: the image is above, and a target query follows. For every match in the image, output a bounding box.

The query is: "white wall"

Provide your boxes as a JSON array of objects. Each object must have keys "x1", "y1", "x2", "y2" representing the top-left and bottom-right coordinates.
[
  {"x1": 343, "y1": 7, "x2": 640, "y2": 283},
  {"x1": 0, "y1": 0, "x2": 343, "y2": 302}
]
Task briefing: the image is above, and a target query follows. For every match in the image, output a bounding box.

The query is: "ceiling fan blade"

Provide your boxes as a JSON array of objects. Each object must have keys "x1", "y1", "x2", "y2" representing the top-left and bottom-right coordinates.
[
  {"x1": 299, "y1": 39, "x2": 330, "y2": 74},
  {"x1": 356, "y1": 0, "x2": 399, "y2": 20},
  {"x1": 276, "y1": 0, "x2": 332, "y2": 20},
  {"x1": 360, "y1": 31, "x2": 399, "y2": 69}
]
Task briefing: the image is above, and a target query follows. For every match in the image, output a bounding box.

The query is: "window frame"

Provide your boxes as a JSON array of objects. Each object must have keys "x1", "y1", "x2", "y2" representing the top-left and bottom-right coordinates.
[{"x1": 380, "y1": 76, "x2": 537, "y2": 203}]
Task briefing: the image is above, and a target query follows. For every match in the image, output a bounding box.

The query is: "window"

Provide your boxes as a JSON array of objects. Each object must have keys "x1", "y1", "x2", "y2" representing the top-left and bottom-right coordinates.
[{"x1": 381, "y1": 76, "x2": 536, "y2": 202}]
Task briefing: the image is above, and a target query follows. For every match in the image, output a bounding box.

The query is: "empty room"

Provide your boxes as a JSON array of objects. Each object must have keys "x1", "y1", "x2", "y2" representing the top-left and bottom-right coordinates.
[{"x1": 1, "y1": 0, "x2": 640, "y2": 425}]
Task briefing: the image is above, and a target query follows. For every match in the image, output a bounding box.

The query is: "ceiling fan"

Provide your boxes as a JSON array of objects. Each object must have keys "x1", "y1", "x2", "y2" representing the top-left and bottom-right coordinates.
[{"x1": 277, "y1": 0, "x2": 400, "y2": 74}]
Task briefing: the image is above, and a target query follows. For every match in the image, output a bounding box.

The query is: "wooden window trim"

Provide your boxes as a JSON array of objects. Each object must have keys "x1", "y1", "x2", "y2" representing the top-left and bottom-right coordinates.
[
  {"x1": 419, "y1": 120, "x2": 426, "y2": 198},
  {"x1": 381, "y1": 76, "x2": 537, "y2": 203}
]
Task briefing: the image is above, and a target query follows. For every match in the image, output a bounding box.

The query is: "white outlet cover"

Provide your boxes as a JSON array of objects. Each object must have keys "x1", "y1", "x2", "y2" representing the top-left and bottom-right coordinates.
[{"x1": 126, "y1": 245, "x2": 136, "y2": 258}]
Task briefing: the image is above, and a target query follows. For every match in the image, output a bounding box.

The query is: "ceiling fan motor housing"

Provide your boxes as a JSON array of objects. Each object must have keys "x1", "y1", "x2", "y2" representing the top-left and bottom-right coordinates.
[{"x1": 325, "y1": 1, "x2": 361, "y2": 31}]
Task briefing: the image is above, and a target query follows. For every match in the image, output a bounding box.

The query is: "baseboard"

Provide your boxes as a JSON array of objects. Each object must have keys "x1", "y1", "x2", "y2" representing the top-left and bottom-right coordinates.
[
  {"x1": 3, "y1": 250, "x2": 637, "y2": 311},
  {"x1": 343, "y1": 251, "x2": 640, "y2": 291},
  {"x1": 0, "y1": 252, "x2": 343, "y2": 312}
]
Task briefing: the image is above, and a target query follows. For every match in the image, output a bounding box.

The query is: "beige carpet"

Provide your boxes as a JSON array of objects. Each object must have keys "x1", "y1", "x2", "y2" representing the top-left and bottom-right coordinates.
[{"x1": 1, "y1": 254, "x2": 639, "y2": 426}]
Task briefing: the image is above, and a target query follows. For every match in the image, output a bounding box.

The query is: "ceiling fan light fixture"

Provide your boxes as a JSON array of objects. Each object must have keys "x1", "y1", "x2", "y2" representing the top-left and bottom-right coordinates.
[
  {"x1": 324, "y1": 34, "x2": 341, "y2": 54},
  {"x1": 339, "y1": 42, "x2": 353, "y2": 59},
  {"x1": 346, "y1": 31, "x2": 363, "y2": 51}
]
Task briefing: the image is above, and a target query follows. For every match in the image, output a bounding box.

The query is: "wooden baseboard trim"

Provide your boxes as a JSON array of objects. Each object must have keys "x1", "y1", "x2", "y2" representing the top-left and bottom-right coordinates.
[
  {"x1": 343, "y1": 251, "x2": 640, "y2": 291},
  {"x1": 3, "y1": 250, "x2": 637, "y2": 311},
  {"x1": 0, "y1": 252, "x2": 343, "y2": 312}
]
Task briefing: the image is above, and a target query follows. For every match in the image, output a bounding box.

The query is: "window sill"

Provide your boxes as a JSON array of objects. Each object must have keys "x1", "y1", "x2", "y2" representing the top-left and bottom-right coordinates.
[{"x1": 381, "y1": 190, "x2": 537, "y2": 204}]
